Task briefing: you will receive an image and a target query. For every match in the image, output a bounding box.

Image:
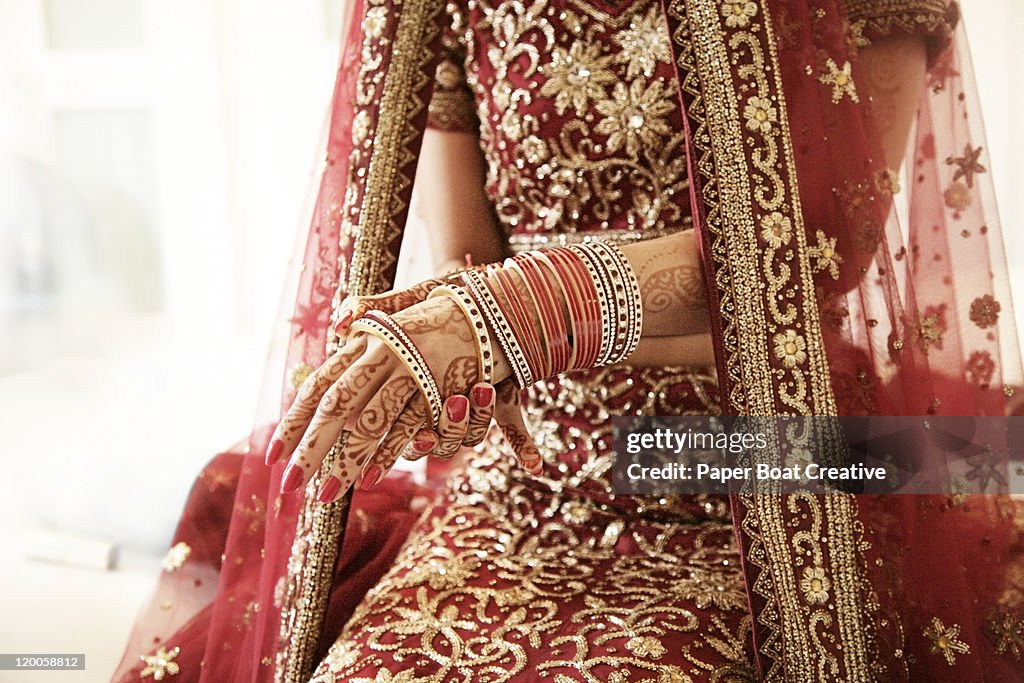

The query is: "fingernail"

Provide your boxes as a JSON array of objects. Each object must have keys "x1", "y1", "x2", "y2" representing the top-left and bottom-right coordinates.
[
  {"x1": 281, "y1": 465, "x2": 304, "y2": 493},
  {"x1": 333, "y1": 309, "x2": 354, "y2": 337},
  {"x1": 447, "y1": 396, "x2": 469, "y2": 422},
  {"x1": 264, "y1": 438, "x2": 284, "y2": 466},
  {"x1": 471, "y1": 385, "x2": 494, "y2": 408},
  {"x1": 524, "y1": 448, "x2": 543, "y2": 475},
  {"x1": 360, "y1": 465, "x2": 382, "y2": 490},
  {"x1": 412, "y1": 434, "x2": 436, "y2": 453},
  {"x1": 317, "y1": 475, "x2": 342, "y2": 503}
]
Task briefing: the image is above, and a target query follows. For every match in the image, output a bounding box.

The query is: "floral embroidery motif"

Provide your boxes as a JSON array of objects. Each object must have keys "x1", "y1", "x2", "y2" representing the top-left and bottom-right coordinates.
[
  {"x1": 985, "y1": 610, "x2": 1024, "y2": 659},
  {"x1": 162, "y1": 542, "x2": 191, "y2": 573},
  {"x1": 720, "y1": 1, "x2": 757, "y2": 28},
  {"x1": 966, "y1": 350, "x2": 996, "y2": 388},
  {"x1": 943, "y1": 181, "x2": 972, "y2": 212},
  {"x1": 965, "y1": 447, "x2": 1008, "y2": 492},
  {"x1": 773, "y1": 329, "x2": 808, "y2": 368},
  {"x1": 917, "y1": 304, "x2": 946, "y2": 351},
  {"x1": 742, "y1": 95, "x2": 778, "y2": 134},
  {"x1": 540, "y1": 40, "x2": 617, "y2": 115},
  {"x1": 140, "y1": 646, "x2": 181, "y2": 680},
  {"x1": 287, "y1": 362, "x2": 315, "y2": 389},
  {"x1": 759, "y1": 211, "x2": 793, "y2": 247},
  {"x1": 626, "y1": 635, "x2": 667, "y2": 659},
  {"x1": 614, "y1": 6, "x2": 672, "y2": 78},
  {"x1": 969, "y1": 294, "x2": 1001, "y2": 329},
  {"x1": 596, "y1": 78, "x2": 676, "y2": 156},
  {"x1": 807, "y1": 230, "x2": 842, "y2": 279},
  {"x1": 818, "y1": 58, "x2": 859, "y2": 103},
  {"x1": 923, "y1": 617, "x2": 970, "y2": 666},
  {"x1": 946, "y1": 143, "x2": 986, "y2": 188},
  {"x1": 800, "y1": 567, "x2": 831, "y2": 605}
]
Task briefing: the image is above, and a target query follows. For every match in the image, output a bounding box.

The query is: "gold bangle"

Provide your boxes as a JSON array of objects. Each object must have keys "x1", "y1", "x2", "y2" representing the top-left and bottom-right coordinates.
[
  {"x1": 427, "y1": 283, "x2": 494, "y2": 384},
  {"x1": 350, "y1": 311, "x2": 443, "y2": 427}
]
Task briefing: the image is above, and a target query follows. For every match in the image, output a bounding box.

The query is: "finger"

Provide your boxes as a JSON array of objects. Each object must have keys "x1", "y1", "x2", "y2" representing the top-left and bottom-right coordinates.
[
  {"x1": 357, "y1": 395, "x2": 428, "y2": 490},
  {"x1": 400, "y1": 428, "x2": 439, "y2": 462},
  {"x1": 493, "y1": 382, "x2": 542, "y2": 475},
  {"x1": 432, "y1": 395, "x2": 470, "y2": 458},
  {"x1": 463, "y1": 383, "x2": 495, "y2": 446},
  {"x1": 266, "y1": 336, "x2": 367, "y2": 465},
  {"x1": 333, "y1": 279, "x2": 447, "y2": 340},
  {"x1": 281, "y1": 341, "x2": 396, "y2": 493},
  {"x1": 316, "y1": 372, "x2": 418, "y2": 503}
]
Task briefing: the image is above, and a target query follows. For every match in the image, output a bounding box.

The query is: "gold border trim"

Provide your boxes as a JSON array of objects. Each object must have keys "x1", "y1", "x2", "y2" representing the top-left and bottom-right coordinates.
[
  {"x1": 665, "y1": 0, "x2": 875, "y2": 679},
  {"x1": 277, "y1": 0, "x2": 443, "y2": 678}
]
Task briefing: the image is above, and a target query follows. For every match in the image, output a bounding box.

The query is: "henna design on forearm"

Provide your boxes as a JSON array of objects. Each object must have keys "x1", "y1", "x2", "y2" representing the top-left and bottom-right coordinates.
[{"x1": 643, "y1": 264, "x2": 708, "y2": 314}]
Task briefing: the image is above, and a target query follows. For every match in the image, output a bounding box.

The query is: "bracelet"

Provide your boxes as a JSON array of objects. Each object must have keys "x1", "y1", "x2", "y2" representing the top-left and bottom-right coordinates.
[
  {"x1": 350, "y1": 310, "x2": 443, "y2": 427},
  {"x1": 590, "y1": 241, "x2": 643, "y2": 362},
  {"x1": 462, "y1": 269, "x2": 531, "y2": 389},
  {"x1": 509, "y1": 254, "x2": 569, "y2": 375},
  {"x1": 568, "y1": 245, "x2": 616, "y2": 366},
  {"x1": 539, "y1": 248, "x2": 601, "y2": 370},
  {"x1": 427, "y1": 283, "x2": 494, "y2": 383},
  {"x1": 491, "y1": 266, "x2": 545, "y2": 381}
]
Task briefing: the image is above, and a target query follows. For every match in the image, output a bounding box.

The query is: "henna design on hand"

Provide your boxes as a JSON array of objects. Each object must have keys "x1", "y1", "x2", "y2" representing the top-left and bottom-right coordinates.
[{"x1": 440, "y1": 355, "x2": 478, "y2": 395}]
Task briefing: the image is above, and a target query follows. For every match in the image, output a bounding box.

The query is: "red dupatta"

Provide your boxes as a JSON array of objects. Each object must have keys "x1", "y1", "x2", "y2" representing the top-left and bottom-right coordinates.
[
  {"x1": 662, "y1": 0, "x2": 1023, "y2": 679},
  {"x1": 113, "y1": 0, "x2": 1024, "y2": 680}
]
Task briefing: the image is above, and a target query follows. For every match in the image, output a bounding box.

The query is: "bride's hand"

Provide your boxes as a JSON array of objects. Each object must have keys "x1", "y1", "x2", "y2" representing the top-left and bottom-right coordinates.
[{"x1": 266, "y1": 294, "x2": 538, "y2": 503}]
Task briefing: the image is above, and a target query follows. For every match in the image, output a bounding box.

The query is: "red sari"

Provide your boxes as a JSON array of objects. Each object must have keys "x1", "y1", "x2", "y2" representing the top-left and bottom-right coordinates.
[{"x1": 114, "y1": 1, "x2": 1024, "y2": 681}]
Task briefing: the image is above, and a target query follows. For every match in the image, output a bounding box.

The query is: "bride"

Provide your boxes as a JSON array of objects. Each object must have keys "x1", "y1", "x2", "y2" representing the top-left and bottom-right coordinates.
[{"x1": 115, "y1": 0, "x2": 1024, "y2": 680}]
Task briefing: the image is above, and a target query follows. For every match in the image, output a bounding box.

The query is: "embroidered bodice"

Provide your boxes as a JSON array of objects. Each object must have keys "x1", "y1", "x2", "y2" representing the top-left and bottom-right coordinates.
[{"x1": 428, "y1": 0, "x2": 692, "y2": 248}]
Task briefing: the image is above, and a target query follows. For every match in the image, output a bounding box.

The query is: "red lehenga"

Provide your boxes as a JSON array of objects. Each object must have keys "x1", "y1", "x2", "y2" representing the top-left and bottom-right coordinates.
[{"x1": 114, "y1": 0, "x2": 1024, "y2": 681}]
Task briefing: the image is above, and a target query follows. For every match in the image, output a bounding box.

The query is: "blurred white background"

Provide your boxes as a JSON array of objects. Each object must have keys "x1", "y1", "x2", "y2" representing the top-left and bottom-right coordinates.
[{"x1": 0, "y1": 1, "x2": 1021, "y2": 681}]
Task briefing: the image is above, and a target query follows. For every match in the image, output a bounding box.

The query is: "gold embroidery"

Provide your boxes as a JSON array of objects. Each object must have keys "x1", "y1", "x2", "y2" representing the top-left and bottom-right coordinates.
[
  {"x1": 161, "y1": 542, "x2": 191, "y2": 573},
  {"x1": 923, "y1": 617, "x2": 970, "y2": 666},
  {"x1": 139, "y1": 646, "x2": 181, "y2": 680},
  {"x1": 280, "y1": 0, "x2": 445, "y2": 679},
  {"x1": 819, "y1": 58, "x2": 860, "y2": 103},
  {"x1": 451, "y1": 0, "x2": 692, "y2": 239},
  {"x1": 664, "y1": 1, "x2": 878, "y2": 680},
  {"x1": 842, "y1": 0, "x2": 957, "y2": 48},
  {"x1": 287, "y1": 362, "x2": 315, "y2": 390}
]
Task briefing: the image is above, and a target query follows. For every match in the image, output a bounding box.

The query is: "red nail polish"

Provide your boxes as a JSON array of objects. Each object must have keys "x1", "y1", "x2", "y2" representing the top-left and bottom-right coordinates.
[
  {"x1": 361, "y1": 465, "x2": 382, "y2": 490},
  {"x1": 447, "y1": 396, "x2": 469, "y2": 422},
  {"x1": 264, "y1": 438, "x2": 284, "y2": 466},
  {"x1": 281, "y1": 465, "x2": 304, "y2": 493},
  {"x1": 317, "y1": 475, "x2": 342, "y2": 503},
  {"x1": 472, "y1": 385, "x2": 494, "y2": 408},
  {"x1": 413, "y1": 435, "x2": 435, "y2": 452}
]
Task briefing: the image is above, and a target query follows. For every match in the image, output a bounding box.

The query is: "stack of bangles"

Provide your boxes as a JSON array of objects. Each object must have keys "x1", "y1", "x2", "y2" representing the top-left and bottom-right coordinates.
[{"x1": 350, "y1": 241, "x2": 642, "y2": 428}]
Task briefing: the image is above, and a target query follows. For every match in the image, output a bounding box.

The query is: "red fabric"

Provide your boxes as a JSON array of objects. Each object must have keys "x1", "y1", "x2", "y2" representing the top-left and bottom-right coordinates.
[{"x1": 112, "y1": 0, "x2": 1024, "y2": 680}]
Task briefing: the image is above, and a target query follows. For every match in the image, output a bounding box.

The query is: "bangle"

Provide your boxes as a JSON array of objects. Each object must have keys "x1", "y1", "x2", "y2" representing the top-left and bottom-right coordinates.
[
  {"x1": 570, "y1": 244, "x2": 616, "y2": 366},
  {"x1": 510, "y1": 254, "x2": 568, "y2": 375},
  {"x1": 590, "y1": 241, "x2": 643, "y2": 362},
  {"x1": 491, "y1": 267, "x2": 545, "y2": 381},
  {"x1": 462, "y1": 269, "x2": 531, "y2": 389},
  {"x1": 427, "y1": 283, "x2": 494, "y2": 383},
  {"x1": 350, "y1": 310, "x2": 443, "y2": 427}
]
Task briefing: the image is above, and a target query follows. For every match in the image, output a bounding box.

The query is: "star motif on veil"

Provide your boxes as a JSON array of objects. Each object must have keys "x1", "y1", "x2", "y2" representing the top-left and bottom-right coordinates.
[
  {"x1": 946, "y1": 144, "x2": 986, "y2": 188},
  {"x1": 140, "y1": 646, "x2": 181, "y2": 680}
]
